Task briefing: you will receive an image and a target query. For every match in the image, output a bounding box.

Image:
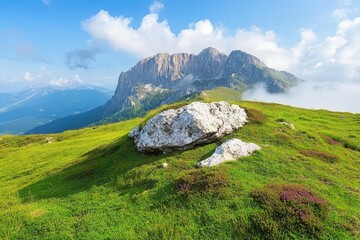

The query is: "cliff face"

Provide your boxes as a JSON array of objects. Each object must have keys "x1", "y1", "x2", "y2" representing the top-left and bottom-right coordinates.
[{"x1": 104, "y1": 47, "x2": 299, "y2": 116}]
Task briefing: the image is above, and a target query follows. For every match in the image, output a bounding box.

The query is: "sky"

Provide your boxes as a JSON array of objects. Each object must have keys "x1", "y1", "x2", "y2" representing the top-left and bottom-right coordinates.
[{"x1": 0, "y1": 0, "x2": 360, "y2": 112}]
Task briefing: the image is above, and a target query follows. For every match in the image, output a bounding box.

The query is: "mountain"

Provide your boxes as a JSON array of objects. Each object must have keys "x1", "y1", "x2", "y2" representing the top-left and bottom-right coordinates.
[
  {"x1": 1, "y1": 91, "x2": 359, "y2": 239},
  {"x1": 104, "y1": 47, "x2": 299, "y2": 116},
  {"x1": 0, "y1": 86, "x2": 112, "y2": 134},
  {"x1": 27, "y1": 47, "x2": 300, "y2": 134}
]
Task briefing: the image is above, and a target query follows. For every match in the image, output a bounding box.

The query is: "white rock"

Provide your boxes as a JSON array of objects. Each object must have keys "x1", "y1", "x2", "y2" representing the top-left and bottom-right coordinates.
[
  {"x1": 128, "y1": 126, "x2": 141, "y2": 139},
  {"x1": 280, "y1": 121, "x2": 295, "y2": 130},
  {"x1": 161, "y1": 163, "x2": 168, "y2": 168},
  {"x1": 197, "y1": 138, "x2": 260, "y2": 167},
  {"x1": 129, "y1": 101, "x2": 247, "y2": 153}
]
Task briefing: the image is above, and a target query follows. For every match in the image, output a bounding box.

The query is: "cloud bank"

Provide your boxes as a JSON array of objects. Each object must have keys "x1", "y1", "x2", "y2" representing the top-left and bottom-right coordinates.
[
  {"x1": 23, "y1": 72, "x2": 34, "y2": 81},
  {"x1": 50, "y1": 74, "x2": 84, "y2": 87},
  {"x1": 243, "y1": 81, "x2": 360, "y2": 113}
]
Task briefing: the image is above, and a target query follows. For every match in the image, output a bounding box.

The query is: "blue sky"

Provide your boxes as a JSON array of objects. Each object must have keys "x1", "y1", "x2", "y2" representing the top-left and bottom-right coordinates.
[{"x1": 1, "y1": 0, "x2": 360, "y2": 94}]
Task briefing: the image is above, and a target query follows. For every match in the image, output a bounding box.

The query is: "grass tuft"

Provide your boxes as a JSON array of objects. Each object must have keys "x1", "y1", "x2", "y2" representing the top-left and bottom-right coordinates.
[
  {"x1": 174, "y1": 167, "x2": 230, "y2": 199},
  {"x1": 322, "y1": 135, "x2": 341, "y2": 145},
  {"x1": 251, "y1": 184, "x2": 329, "y2": 238},
  {"x1": 245, "y1": 108, "x2": 267, "y2": 124},
  {"x1": 299, "y1": 150, "x2": 339, "y2": 163}
]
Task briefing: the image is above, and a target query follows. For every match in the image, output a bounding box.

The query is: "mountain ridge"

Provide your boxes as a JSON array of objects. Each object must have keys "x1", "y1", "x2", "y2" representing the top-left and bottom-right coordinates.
[
  {"x1": 105, "y1": 47, "x2": 298, "y2": 115},
  {"x1": 27, "y1": 47, "x2": 301, "y2": 134}
]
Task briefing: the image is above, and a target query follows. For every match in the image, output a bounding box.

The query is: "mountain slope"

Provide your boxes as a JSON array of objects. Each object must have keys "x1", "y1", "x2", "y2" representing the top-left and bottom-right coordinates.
[
  {"x1": 0, "y1": 87, "x2": 112, "y2": 134},
  {"x1": 28, "y1": 47, "x2": 301, "y2": 134},
  {"x1": 1, "y1": 96, "x2": 359, "y2": 239}
]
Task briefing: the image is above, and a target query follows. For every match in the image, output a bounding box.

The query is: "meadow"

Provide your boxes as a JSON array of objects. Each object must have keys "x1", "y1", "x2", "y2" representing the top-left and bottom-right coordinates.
[{"x1": 0, "y1": 91, "x2": 359, "y2": 239}]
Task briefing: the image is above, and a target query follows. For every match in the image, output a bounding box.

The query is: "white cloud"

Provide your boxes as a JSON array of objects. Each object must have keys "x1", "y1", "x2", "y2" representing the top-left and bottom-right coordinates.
[
  {"x1": 23, "y1": 72, "x2": 34, "y2": 81},
  {"x1": 333, "y1": 8, "x2": 352, "y2": 19},
  {"x1": 338, "y1": 0, "x2": 352, "y2": 6},
  {"x1": 50, "y1": 75, "x2": 84, "y2": 87},
  {"x1": 295, "y1": 16, "x2": 360, "y2": 82},
  {"x1": 50, "y1": 78, "x2": 69, "y2": 87},
  {"x1": 150, "y1": 1, "x2": 164, "y2": 13},
  {"x1": 243, "y1": 81, "x2": 360, "y2": 113},
  {"x1": 83, "y1": 10, "x2": 293, "y2": 70},
  {"x1": 41, "y1": 0, "x2": 50, "y2": 6},
  {"x1": 73, "y1": 74, "x2": 83, "y2": 83}
]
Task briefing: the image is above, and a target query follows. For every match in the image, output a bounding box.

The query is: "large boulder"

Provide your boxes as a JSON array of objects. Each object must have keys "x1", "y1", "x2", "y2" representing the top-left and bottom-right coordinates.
[
  {"x1": 129, "y1": 101, "x2": 247, "y2": 153},
  {"x1": 197, "y1": 138, "x2": 260, "y2": 167}
]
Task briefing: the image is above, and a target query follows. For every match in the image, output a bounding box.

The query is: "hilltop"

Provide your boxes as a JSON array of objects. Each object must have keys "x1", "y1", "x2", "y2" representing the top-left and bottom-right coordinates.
[{"x1": 0, "y1": 90, "x2": 359, "y2": 239}]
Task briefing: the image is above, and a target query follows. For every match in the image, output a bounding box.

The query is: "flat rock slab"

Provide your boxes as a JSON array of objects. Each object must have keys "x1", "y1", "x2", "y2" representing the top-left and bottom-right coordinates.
[
  {"x1": 129, "y1": 101, "x2": 247, "y2": 153},
  {"x1": 197, "y1": 138, "x2": 260, "y2": 167}
]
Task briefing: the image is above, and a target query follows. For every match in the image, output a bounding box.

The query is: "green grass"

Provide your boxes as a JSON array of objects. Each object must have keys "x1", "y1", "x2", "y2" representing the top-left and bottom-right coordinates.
[
  {"x1": 201, "y1": 87, "x2": 243, "y2": 102},
  {"x1": 0, "y1": 91, "x2": 359, "y2": 239}
]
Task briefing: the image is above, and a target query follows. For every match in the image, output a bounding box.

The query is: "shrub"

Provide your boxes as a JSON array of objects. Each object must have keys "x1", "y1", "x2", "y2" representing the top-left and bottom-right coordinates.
[
  {"x1": 300, "y1": 150, "x2": 339, "y2": 163},
  {"x1": 323, "y1": 135, "x2": 360, "y2": 152},
  {"x1": 245, "y1": 108, "x2": 267, "y2": 124},
  {"x1": 322, "y1": 135, "x2": 340, "y2": 145},
  {"x1": 250, "y1": 184, "x2": 329, "y2": 238},
  {"x1": 276, "y1": 132, "x2": 290, "y2": 141},
  {"x1": 174, "y1": 168, "x2": 230, "y2": 198}
]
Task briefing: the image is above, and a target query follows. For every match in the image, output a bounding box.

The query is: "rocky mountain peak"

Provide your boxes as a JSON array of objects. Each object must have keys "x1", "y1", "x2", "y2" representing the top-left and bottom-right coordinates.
[
  {"x1": 198, "y1": 47, "x2": 221, "y2": 56},
  {"x1": 227, "y1": 50, "x2": 266, "y2": 68},
  {"x1": 105, "y1": 47, "x2": 300, "y2": 116}
]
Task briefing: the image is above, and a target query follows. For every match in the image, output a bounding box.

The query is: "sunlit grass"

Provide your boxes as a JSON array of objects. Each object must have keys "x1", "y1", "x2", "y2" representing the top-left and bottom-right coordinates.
[{"x1": 0, "y1": 89, "x2": 359, "y2": 239}]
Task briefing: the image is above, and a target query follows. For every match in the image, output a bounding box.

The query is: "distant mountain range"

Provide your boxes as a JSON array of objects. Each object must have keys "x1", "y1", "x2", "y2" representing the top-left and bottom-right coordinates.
[
  {"x1": 26, "y1": 47, "x2": 301, "y2": 134},
  {"x1": 0, "y1": 86, "x2": 112, "y2": 134}
]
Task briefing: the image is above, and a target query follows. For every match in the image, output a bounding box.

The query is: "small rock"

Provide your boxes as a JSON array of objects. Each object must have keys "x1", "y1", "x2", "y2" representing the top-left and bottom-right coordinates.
[
  {"x1": 280, "y1": 121, "x2": 295, "y2": 130},
  {"x1": 45, "y1": 137, "x2": 53, "y2": 143},
  {"x1": 197, "y1": 138, "x2": 260, "y2": 167},
  {"x1": 161, "y1": 163, "x2": 168, "y2": 168}
]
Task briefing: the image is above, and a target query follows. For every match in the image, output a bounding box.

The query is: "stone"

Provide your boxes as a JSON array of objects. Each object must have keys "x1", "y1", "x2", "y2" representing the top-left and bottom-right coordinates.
[
  {"x1": 197, "y1": 138, "x2": 260, "y2": 167},
  {"x1": 280, "y1": 121, "x2": 295, "y2": 130},
  {"x1": 129, "y1": 101, "x2": 247, "y2": 153},
  {"x1": 161, "y1": 163, "x2": 169, "y2": 168},
  {"x1": 128, "y1": 126, "x2": 140, "y2": 139},
  {"x1": 45, "y1": 137, "x2": 53, "y2": 143}
]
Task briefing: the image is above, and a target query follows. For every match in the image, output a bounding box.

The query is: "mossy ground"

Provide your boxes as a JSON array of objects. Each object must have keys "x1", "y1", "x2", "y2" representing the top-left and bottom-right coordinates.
[{"x1": 0, "y1": 90, "x2": 359, "y2": 239}]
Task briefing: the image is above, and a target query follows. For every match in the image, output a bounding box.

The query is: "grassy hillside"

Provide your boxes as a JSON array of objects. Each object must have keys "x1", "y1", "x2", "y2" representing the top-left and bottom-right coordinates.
[{"x1": 0, "y1": 93, "x2": 359, "y2": 239}]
